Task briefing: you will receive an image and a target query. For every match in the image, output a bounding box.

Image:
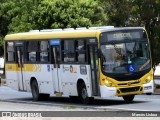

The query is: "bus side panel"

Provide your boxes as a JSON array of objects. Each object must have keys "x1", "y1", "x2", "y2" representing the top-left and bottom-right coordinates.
[
  {"x1": 24, "y1": 64, "x2": 55, "y2": 95},
  {"x1": 5, "y1": 64, "x2": 19, "y2": 91},
  {"x1": 60, "y1": 64, "x2": 92, "y2": 97}
]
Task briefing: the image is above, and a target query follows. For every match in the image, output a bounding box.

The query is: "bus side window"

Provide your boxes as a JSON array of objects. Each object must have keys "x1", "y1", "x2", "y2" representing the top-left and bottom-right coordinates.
[
  {"x1": 6, "y1": 42, "x2": 15, "y2": 62},
  {"x1": 40, "y1": 41, "x2": 49, "y2": 62},
  {"x1": 75, "y1": 40, "x2": 86, "y2": 63},
  {"x1": 27, "y1": 41, "x2": 38, "y2": 62},
  {"x1": 62, "y1": 40, "x2": 75, "y2": 62}
]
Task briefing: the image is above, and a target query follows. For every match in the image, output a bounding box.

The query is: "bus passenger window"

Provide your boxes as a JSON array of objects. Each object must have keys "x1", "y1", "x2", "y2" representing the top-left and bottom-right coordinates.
[
  {"x1": 27, "y1": 41, "x2": 38, "y2": 62},
  {"x1": 76, "y1": 40, "x2": 86, "y2": 63},
  {"x1": 6, "y1": 42, "x2": 15, "y2": 62},
  {"x1": 40, "y1": 41, "x2": 49, "y2": 62},
  {"x1": 29, "y1": 52, "x2": 36, "y2": 62},
  {"x1": 77, "y1": 53, "x2": 86, "y2": 62},
  {"x1": 77, "y1": 40, "x2": 85, "y2": 50},
  {"x1": 63, "y1": 40, "x2": 75, "y2": 62}
]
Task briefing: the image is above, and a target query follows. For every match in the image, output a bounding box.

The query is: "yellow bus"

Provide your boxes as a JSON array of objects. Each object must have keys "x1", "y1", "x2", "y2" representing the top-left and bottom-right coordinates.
[{"x1": 4, "y1": 26, "x2": 154, "y2": 104}]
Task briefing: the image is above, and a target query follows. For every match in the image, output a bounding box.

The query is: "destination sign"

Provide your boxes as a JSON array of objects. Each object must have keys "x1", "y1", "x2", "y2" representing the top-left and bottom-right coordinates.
[
  {"x1": 100, "y1": 30, "x2": 147, "y2": 43},
  {"x1": 50, "y1": 39, "x2": 60, "y2": 46},
  {"x1": 107, "y1": 31, "x2": 140, "y2": 41},
  {"x1": 113, "y1": 33, "x2": 132, "y2": 39}
]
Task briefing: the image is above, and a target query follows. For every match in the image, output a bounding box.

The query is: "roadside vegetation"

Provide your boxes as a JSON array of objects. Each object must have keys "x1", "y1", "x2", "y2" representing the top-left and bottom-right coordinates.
[{"x1": 0, "y1": 0, "x2": 160, "y2": 65}]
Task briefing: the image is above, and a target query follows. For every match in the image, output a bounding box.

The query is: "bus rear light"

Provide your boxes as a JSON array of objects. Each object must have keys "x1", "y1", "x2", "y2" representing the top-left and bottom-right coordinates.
[{"x1": 144, "y1": 86, "x2": 152, "y2": 90}]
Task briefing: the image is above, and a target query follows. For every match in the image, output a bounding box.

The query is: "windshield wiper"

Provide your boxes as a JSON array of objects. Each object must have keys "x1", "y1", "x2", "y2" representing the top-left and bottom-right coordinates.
[{"x1": 139, "y1": 60, "x2": 150, "y2": 71}]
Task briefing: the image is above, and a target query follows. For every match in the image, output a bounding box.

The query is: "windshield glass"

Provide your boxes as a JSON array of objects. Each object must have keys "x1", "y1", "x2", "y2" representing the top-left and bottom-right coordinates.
[{"x1": 101, "y1": 41, "x2": 151, "y2": 73}]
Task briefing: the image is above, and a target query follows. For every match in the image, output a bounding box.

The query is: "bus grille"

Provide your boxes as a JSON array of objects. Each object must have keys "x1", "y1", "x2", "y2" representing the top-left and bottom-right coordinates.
[
  {"x1": 118, "y1": 81, "x2": 140, "y2": 86},
  {"x1": 120, "y1": 87, "x2": 140, "y2": 93}
]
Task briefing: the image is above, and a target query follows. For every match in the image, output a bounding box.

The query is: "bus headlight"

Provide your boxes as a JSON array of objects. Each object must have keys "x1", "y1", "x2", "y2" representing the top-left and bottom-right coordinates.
[
  {"x1": 105, "y1": 80, "x2": 113, "y2": 87},
  {"x1": 144, "y1": 76, "x2": 152, "y2": 84},
  {"x1": 147, "y1": 76, "x2": 151, "y2": 80}
]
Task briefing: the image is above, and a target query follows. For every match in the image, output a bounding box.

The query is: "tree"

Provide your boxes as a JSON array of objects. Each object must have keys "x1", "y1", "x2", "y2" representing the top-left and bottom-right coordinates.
[
  {"x1": 8, "y1": 0, "x2": 39, "y2": 33},
  {"x1": 0, "y1": 0, "x2": 15, "y2": 56},
  {"x1": 0, "y1": 36, "x2": 4, "y2": 57},
  {"x1": 100, "y1": 0, "x2": 160, "y2": 66},
  {"x1": 0, "y1": 0, "x2": 12, "y2": 36},
  {"x1": 99, "y1": 0, "x2": 132, "y2": 26},
  {"x1": 32, "y1": 0, "x2": 107, "y2": 29},
  {"x1": 129, "y1": 0, "x2": 160, "y2": 66},
  {"x1": 0, "y1": 0, "x2": 107, "y2": 56}
]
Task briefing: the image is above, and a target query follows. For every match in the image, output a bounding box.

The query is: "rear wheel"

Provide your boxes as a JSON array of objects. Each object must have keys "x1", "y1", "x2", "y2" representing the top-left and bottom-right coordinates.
[{"x1": 123, "y1": 95, "x2": 135, "y2": 103}]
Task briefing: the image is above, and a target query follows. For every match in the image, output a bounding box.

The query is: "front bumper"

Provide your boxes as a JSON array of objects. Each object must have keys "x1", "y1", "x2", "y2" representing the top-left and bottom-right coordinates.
[
  {"x1": 100, "y1": 85, "x2": 142, "y2": 98},
  {"x1": 143, "y1": 80, "x2": 154, "y2": 94},
  {"x1": 100, "y1": 85, "x2": 116, "y2": 98},
  {"x1": 100, "y1": 80, "x2": 154, "y2": 98}
]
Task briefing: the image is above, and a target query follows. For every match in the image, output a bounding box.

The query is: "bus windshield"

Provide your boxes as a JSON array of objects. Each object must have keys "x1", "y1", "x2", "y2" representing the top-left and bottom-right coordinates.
[
  {"x1": 101, "y1": 41, "x2": 151, "y2": 74},
  {"x1": 100, "y1": 29, "x2": 151, "y2": 75}
]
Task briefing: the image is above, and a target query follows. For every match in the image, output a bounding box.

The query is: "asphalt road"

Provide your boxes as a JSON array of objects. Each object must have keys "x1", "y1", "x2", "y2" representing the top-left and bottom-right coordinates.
[{"x1": 0, "y1": 85, "x2": 160, "y2": 112}]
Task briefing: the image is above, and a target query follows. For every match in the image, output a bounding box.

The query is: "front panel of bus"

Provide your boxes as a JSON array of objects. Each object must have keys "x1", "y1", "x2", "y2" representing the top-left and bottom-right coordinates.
[{"x1": 99, "y1": 29, "x2": 154, "y2": 98}]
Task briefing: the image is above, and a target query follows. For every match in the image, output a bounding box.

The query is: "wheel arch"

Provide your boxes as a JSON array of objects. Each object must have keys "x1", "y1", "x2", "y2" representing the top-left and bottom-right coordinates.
[
  {"x1": 77, "y1": 79, "x2": 85, "y2": 93},
  {"x1": 30, "y1": 77, "x2": 37, "y2": 87},
  {"x1": 76, "y1": 78, "x2": 92, "y2": 97}
]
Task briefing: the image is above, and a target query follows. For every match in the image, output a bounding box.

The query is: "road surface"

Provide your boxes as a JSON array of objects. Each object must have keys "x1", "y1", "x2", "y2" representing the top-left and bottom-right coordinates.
[{"x1": 0, "y1": 86, "x2": 160, "y2": 112}]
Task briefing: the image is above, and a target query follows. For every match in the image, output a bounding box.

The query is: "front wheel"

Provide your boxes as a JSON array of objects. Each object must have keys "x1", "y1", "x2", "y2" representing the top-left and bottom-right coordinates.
[
  {"x1": 78, "y1": 83, "x2": 91, "y2": 104},
  {"x1": 31, "y1": 80, "x2": 50, "y2": 101},
  {"x1": 146, "y1": 93, "x2": 152, "y2": 95},
  {"x1": 123, "y1": 95, "x2": 135, "y2": 103},
  {"x1": 31, "y1": 80, "x2": 41, "y2": 101}
]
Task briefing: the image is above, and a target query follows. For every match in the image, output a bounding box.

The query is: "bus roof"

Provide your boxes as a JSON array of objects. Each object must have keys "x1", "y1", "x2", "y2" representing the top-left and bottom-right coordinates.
[
  {"x1": 4, "y1": 27, "x2": 144, "y2": 41},
  {"x1": 4, "y1": 30, "x2": 99, "y2": 41}
]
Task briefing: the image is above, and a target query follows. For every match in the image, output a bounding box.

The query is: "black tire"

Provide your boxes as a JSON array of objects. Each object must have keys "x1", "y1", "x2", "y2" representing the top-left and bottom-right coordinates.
[
  {"x1": 31, "y1": 80, "x2": 41, "y2": 101},
  {"x1": 78, "y1": 82, "x2": 90, "y2": 104},
  {"x1": 123, "y1": 95, "x2": 135, "y2": 103},
  {"x1": 31, "y1": 80, "x2": 50, "y2": 101},
  {"x1": 146, "y1": 93, "x2": 152, "y2": 95}
]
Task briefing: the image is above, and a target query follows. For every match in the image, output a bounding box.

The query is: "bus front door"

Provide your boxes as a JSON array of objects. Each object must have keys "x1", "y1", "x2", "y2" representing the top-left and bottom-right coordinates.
[
  {"x1": 15, "y1": 46, "x2": 25, "y2": 91},
  {"x1": 52, "y1": 46, "x2": 62, "y2": 94},
  {"x1": 89, "y1": 45, "x2": 100, "y2": 96}
]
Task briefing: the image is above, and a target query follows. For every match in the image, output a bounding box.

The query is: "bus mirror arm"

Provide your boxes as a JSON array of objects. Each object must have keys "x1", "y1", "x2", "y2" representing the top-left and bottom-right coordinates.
[{"x1": 97, "y1": 48, "x2": 102, "y2": 58}]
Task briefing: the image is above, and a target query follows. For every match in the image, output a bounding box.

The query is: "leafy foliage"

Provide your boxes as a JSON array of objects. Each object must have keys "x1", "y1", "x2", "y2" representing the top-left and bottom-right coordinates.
[
  {"x1": 0, "y1": 0, "x2": 160, "y2": 65},
  {"x1": 31, "y1": 0, "x2": 107, "y2": 29}
]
